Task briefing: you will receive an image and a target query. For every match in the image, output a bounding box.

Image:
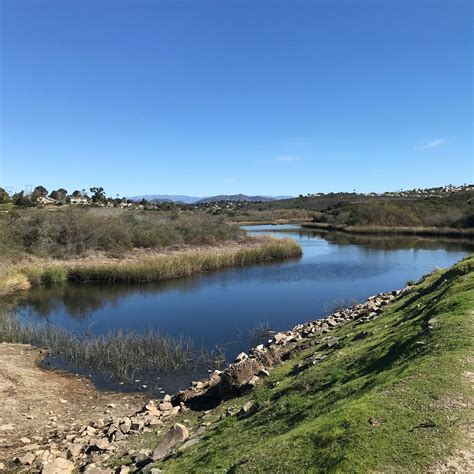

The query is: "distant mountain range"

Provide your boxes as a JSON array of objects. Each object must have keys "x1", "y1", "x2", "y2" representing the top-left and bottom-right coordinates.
[{"x1": 128, "y1": 194, "x2": 293, "y2": 204}]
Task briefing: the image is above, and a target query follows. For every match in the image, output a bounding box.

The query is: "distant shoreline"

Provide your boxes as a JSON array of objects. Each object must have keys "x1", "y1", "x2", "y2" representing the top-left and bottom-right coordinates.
[{"x1": 301, "y1": 222, "x2": 474, "y2": 238}]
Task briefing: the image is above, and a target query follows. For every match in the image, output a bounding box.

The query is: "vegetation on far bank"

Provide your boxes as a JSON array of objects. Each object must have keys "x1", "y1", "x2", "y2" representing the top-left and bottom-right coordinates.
[
  {"x1": 0, "y1": 237, "x2": 301, "y2": 296},
  {"x1": 230, "y1": 188, "x2": 474, "y2": 230},
  {"x1": 124, "y1": 254, "x2": 473, "y2": 472},
  {"x1": 0, "y1": 208, "x2": 245, "y2": 260}
]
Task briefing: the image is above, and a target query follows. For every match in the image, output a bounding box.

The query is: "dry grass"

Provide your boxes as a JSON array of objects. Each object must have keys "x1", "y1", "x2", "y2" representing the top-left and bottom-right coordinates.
[
  {"x1": 5, "y1": 237, "x2": 301, "y2": 287},
  {"x1": 0, "y1": 265, "x2": 31, "y2": 297}
]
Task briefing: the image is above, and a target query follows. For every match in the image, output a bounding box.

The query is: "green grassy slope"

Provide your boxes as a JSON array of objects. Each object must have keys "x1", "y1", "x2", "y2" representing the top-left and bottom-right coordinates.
[{"x1": 148, "y1": 255, "x2": 473, "y2": 472}]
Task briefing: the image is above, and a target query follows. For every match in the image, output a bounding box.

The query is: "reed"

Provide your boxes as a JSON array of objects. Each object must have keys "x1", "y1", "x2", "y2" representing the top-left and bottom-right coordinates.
[
  {"x1": 0, "y1": 265, "x2": 31, "y2": 297},
  {"x1": 0, "y1": 311, "x2": 221, "y2": 380},
  {"x1": 16, "y1": 237, "x2": 301, "y2": 285}
]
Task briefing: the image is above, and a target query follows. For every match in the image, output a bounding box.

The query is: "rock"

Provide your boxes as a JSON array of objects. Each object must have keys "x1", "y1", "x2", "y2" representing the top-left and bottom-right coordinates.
[
  {"x1": 15, "y1": 453, "x2": 36, "y2": 465},
  {"x1": 0, "y1": 423, "x2": 13, "y2": 431},
  {"x1": 67, "y1": 442, "x2": 84, "y2": 458},
  {"x1": 119, "y1": 417, "x2": 132, "y2": 434},
  {"x1": 326, "y1": 337, "x2": 339, "y2": 348},
  {"x1": 258, "y1": 368, "x2": 270, "y2": 377},
  {"x1": 130, "y1": 418, "x2": 145, "y2": 431},
  {"x1": 219, "y1": 358, "x2": 264, "y2": 396},
  {"x1": 234, "y1": 352, "x2": 248, "y2": 363},
  {"x1": 246, "y1": 375, "x2": 260, "y2": 388},
  {"x1": 83, "y1": 464, "x2": 112, "y2": 474},
  {"x1": 179, "y1": 437, "x2": 202, "y2": 450},
  {"x1": 273, "y1": 333, "x2": 287, "y2": 344},
  {"x1": 119, "y1": 466, "x2": 131, "y2": 474},
  {"x1": 159, "y1": 401, "x2": 173, "y2": 412},
  {"x1": 238, "y1": 401, "x2": 254, "y2": 416},
  {"x1": 42, "y1": 457, "x2": 74, "y2": 474},
  {"x1": 326, "y1": 318, "x2": 338, "y2": 327},
  {"x1": 151, "y1": 423, "x2": 189, "y2": 461},
  {"x1": 20, "y1": 437, "x2": 31, "y2": 444},
  {"x1": 163, "y1": 394, "x2": 172, "y2": 402}
]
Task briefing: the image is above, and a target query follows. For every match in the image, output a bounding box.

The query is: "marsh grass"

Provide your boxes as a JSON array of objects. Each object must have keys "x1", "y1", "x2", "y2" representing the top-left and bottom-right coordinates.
[
  {"x1": 248, "y1": 321, "x2": 272, "y2": 346},
  {"x1": 0, "y1": 311, "x2": 221, "y2": 380},
  {"x1": 0, "y1": 265, "x2": 31, "y2": 297},
  {"x1": 14, "y1": 237, "x2": 301, "y2": 285}
]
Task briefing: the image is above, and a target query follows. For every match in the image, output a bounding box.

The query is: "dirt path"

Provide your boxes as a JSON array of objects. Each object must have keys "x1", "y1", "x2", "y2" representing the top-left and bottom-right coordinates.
[{"x1": 0, "y1": 342, "x2": 146, "y2": 463}]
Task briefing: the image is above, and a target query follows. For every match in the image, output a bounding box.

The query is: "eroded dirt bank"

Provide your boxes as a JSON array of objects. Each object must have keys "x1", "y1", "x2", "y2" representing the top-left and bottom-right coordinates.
[{"x1": 0, "y1": 343, "x2": 146, "y2": 465}]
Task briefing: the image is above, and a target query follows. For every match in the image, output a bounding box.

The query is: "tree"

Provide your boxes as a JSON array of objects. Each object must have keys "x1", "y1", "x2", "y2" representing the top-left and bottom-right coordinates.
[
  {"x1": 71, "y1": 190, "x2": 82, "y2": 197},
  {"x1": 32, "y1": 185, "x2": 48, "y2": 200},
  {"x1": 12, "y1": 191, "x2": 34, "y2": 207},
  {"x1": 0, "y1": 187, "x2": 10, "y2": 203},
  {"x1": 49, "y1": 188, "x2": 68, "y2": 202},
  {"x1": 90, "y1": 187, "x2": 106, "y2": 203}
]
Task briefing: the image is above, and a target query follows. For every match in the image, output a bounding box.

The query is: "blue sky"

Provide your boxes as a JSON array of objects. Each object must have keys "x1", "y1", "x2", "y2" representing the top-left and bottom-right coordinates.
[{"x1": 0, "y1": 0, "x2": 472, "y2": 197}]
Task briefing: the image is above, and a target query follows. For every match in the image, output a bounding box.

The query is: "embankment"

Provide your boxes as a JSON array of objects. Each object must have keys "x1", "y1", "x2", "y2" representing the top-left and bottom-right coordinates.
[{"x1": 6, "y1": 254, "x2": 473, "y2": 473}]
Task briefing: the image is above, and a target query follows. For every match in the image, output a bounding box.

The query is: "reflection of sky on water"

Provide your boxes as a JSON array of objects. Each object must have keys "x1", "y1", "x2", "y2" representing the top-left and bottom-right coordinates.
[{"x1": 10, "y1": 226, "x2": 472, "y2": 358}]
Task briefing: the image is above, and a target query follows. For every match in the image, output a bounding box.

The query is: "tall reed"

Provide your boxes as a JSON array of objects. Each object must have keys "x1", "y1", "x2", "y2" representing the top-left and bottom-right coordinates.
[{"x1": 0, "y1": 311, "x2": 221, "y2": 380}]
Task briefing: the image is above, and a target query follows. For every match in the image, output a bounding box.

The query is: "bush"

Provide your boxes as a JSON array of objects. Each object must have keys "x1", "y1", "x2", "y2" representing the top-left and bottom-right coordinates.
[{"x1": 0, "y1": 208, "x2": 245, "y2": 259}]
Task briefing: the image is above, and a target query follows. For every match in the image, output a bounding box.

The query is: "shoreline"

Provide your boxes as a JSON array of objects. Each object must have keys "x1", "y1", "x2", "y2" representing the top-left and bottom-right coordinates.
[
  {"x1": 0, "y1": 236, "x2": 302, "y2": 296},
  {"x1": 2, "y1": 254, "x2": 473, "y2": 472},
  {"x1": 301, "y1": 222, "x2": 474, "y2": 238}
]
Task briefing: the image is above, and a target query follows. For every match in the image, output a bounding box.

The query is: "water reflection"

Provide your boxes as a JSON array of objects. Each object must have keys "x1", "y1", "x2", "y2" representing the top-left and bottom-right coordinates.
[{"x1": 9, "y1": 226, "x2": 473, "y2": 351}]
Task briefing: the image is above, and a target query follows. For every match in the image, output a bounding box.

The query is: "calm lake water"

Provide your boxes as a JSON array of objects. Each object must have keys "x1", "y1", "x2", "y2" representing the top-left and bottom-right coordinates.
[{"x1": 10, "y1": 225, "x2": 473, "y2": 392}]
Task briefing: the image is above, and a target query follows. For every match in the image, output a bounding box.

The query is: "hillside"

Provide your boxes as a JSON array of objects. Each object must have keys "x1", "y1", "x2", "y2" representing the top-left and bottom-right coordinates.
[{"x1": 116, "y1": 255, "x2": 473, "y2": 472}]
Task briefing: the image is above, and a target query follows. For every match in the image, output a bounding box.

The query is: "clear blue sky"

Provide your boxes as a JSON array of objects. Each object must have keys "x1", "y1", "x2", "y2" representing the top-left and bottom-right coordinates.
[{"x1": 1, "y1": 0, "x2": 472, "y2": 197}]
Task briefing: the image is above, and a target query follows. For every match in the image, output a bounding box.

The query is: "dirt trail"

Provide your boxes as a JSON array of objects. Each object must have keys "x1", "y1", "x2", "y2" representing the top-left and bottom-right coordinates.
[{"x1": 0, "y1": 342, "x2": 145, "y2": 463}]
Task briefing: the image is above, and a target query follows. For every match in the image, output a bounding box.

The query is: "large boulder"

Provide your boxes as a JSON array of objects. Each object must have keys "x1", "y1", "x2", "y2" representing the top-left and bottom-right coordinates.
[
  {"x1": 219, "y1": 358, "x2": 264, "y2": 396},
  {"x1": 151, "y1": 423, "x2": 189, "y2": 461}
]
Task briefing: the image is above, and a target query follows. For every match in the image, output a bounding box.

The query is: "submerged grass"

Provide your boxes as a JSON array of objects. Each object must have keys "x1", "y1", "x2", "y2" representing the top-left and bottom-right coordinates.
[{"x1": 0, "y1": 311, "x2": 221, "y2": 380}]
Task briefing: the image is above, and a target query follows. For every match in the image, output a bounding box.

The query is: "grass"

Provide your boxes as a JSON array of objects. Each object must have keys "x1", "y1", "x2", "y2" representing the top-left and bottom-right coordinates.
[
  {"x1": 0, "y1": 311, "x2": 223, "y2": 380},
  {"x1": 302, "y1": 222, "x2": 474, "y2": 237},
  {"x1": 131, "y1": 254, "x2": 473, "y2": 473},
  {"x1": 11, "y1": 237, "x2": 301, "y2": 286},
  {"x1": 0, "y1": 265, "x2": 31, "y2": 297}
]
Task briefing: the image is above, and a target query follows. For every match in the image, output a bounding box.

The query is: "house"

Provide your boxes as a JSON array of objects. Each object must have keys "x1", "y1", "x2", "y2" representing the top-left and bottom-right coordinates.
[
  {"x1": 70, "y1": 196, "x2": 89, "y2": 205},
  {"x1": 37, "y1": 196, "x2": 59, "y2": 207}
]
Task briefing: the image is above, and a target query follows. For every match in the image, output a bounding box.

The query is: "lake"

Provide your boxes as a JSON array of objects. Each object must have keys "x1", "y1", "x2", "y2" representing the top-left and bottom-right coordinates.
[{"x1": 10, "y1": 225, "x2": 473, "y2": 392}]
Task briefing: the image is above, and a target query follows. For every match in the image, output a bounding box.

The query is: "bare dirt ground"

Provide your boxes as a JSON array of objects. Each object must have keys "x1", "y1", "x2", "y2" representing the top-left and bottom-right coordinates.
[{"x1": 0, "y1": 342, "x2": 146, "y2": 464}]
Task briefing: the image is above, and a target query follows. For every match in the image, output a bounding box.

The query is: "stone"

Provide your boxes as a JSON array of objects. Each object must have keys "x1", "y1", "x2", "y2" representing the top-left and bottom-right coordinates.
[
  {"x1": 234, "y1": 352, "x2": 248, "y2": 362},
  {"x1": 258, "y1": 368, "x2": 270, "y2": 377},
  {"x1": 238, "y1": 401, "x2": 254, "y2": 416},
  {"x1": 326, "y1": 337, "x2": 339, "y2": 348},
  {"x1": 42, "y1": 457, "x2": 74, "y2": 474},
  {"x1": 119, "y1": 466, "x2": 131, "y2": 474},
  {"x1": 151, "y1": 423, "x2": 189, "y2": 461},
  {"x1": 246, "y1": 375, "x2": 260, "y2": 388},
  {"x1": 159, "y1": 401, "x2": 173, "y2": 411},
  {"x1": 163, "y1": 394, "x2": 172, "y2": 402},
  {"x1": 0, "y1": 423, "x2": 13, "y2": 431},
  {"x1": 273, "y1": 333, "x2": 287, "y2": 344},
  {"x1": 67, "y1": 442, "x2": 84, "y2": 458},
  {"x1": 119, "y1": 417, "x2": 132, "y2": 434},
  {"x1": 20, "y1": 437, "x2": 31, "y2": 444},
  {"x1": 15, "y1": 453, "x2": 36, "y2": 465}
]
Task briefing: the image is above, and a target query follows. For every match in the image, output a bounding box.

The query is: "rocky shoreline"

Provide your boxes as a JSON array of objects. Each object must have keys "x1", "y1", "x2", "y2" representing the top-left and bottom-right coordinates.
[{"x1": 9, "y1": 285, "x2": 411, "y2": 473}]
